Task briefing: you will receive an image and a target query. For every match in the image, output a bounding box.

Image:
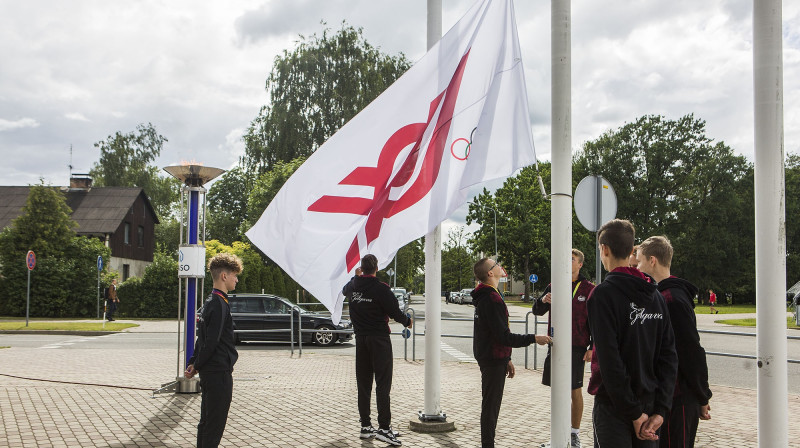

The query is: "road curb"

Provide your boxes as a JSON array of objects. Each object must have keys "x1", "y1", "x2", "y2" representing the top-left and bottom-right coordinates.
[{"x1": 0, "y1": 330, "x2": 117, "y2": 336}]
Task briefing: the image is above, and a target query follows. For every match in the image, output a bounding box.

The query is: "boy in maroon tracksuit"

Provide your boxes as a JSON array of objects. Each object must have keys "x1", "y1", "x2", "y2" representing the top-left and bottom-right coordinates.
[
  {"x1": 532, "y1": 249, "x2": 595, "y2": 447},
  {"x1": 637, "y1": 236, "x2": 712, "y2": 448},
  {"x1": 587, "y1": 219, "x2": 678, "y2": 447},
  {"x1": 472, "y1": 257, "x2": 551, "y2": 448}
]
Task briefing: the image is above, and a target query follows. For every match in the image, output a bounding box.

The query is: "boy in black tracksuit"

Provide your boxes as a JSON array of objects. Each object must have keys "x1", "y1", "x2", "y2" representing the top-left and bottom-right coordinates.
[
  {"x1": 185, "y1": 253, "x2": 243, "y2": 448},
  {"x1": 472, "y1": 257, "x2": 550, "y2": 448},
  {"x1": 637, "y1": 236, "x2": 712, "y2": 448},
  {"x1": 587, "y1": 219, "x2": 678, "y2": 447},
  {"x1": 344, "y1": 255, "x2": 411, "y2": 446}
]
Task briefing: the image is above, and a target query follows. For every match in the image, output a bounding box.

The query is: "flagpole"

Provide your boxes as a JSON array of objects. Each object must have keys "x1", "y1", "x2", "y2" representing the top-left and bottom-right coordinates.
[
  {"x1": 753, "y1": 0, "x2": 788, "y2": 446},
  {"x1": 412, "y1": 0, "x2": 459, "y2": 432},
  {"x1": 550, "y1": 0, "x2": 572, "y2": 446},
  {"x1": 420, "y1": 0, "x2": 446, "y2": 424}
]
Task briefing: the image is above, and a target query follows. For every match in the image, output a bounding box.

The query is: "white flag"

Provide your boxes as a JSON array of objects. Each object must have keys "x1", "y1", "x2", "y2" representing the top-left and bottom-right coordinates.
[{"x1": 246, "y1": 0, "x2": 536, "y2": 324}]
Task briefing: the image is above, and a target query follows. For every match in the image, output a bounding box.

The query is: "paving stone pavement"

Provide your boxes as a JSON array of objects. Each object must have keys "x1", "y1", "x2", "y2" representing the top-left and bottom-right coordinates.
[{"x1": 1, "y1": 323, "x2": 799, "y2": 447}]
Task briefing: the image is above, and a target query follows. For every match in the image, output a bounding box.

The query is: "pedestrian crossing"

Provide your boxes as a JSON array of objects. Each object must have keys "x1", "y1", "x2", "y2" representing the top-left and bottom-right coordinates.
[{"x1": 440, "y1": 341, "x2": 476, "y2": 363}]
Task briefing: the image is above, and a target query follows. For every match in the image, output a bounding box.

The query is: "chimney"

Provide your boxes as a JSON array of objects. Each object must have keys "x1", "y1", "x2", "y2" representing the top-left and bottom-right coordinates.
[{"x1": 69, "y1": 174, "x2": 93, "y2": 190}]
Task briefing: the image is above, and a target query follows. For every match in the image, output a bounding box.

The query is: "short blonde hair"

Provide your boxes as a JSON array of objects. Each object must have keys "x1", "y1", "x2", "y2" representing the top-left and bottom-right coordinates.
[
  {"x1": 571, "y1": 249, "x2": 585, "y2": 264},
  {"x1": 638, "y1": 236, "x2": 673, "y2": 268}
]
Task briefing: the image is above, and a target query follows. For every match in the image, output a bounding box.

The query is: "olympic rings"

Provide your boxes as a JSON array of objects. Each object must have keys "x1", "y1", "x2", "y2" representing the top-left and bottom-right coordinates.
[{"x1": 450, "y1": 138, "x2": 471, "y2": 161}]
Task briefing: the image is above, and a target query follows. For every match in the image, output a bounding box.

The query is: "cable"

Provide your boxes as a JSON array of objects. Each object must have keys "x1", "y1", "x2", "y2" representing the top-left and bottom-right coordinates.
[{"x1": 0, "y1": 372, "x2": 153, "y2": 391}]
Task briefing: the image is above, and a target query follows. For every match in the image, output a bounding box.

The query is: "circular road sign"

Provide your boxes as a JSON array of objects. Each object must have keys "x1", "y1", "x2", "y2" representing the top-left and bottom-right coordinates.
[
  {"x1": 529, "y1": 274, "x2": 539, "y2": 283},
  {"x1": 574, "y1": 175, "x2": 618, "y2": 232},
  {"x1": 26, "y1": 250, "x2": 36, "y2": 270}
]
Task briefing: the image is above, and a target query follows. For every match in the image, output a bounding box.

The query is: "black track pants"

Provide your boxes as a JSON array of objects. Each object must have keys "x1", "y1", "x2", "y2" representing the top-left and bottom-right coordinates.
[
  {"x1": 197, "y1": 370, "x2": 233, "y2": 448},
  {"x1": 355, "y1": 334, "x2": 393, "y2": 429}
]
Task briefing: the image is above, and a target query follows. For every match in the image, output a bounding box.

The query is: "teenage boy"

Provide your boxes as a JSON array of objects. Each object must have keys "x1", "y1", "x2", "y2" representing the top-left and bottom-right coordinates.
[
  {"x1": 532, "y1": 249, "x2": 596, "y2": 448},
  {"x1": 346, "y1": 254, "x2": 412, "y2": 446},
  {"x1": 587, "y1": 219, "x2": 678, "y2": 447},
  {"x1": 637, "y1": 236, "x2": 712, "y2": 448},
  {"x1": 184, "y1": 253, "x2": 243, "y2": 448},
  {"x1": 472, "y1": 257, "x2": 551, "y2": 448}
]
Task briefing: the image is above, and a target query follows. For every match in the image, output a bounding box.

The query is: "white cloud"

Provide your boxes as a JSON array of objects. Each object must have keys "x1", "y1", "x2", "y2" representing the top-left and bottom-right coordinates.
[
  {"x1": 64, "y1": 113, "x2": 90, "y2": 122},
  {"x1": 0, "y1": 117, "x2": 39, "y2": 132}
]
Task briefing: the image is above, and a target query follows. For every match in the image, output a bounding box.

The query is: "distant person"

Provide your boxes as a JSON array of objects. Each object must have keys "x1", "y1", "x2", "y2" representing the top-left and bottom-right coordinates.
[
  {"x1": 587, "y1": 219, "x2": 678, "y2": 446},
  {"x1": 629, "y1": 245, "x2": 639, "y2": 268},
  {"x1": 472, "y1": 257, "x2": 550, "y2": 448},
  {"x1": 637, "y1": 236, "x2": 712, "y2": 448},
  {"x1": 184, "y1": 253, "x2": 243, "y2": 448},
  {"x1": 708, "y1": 290, "x2": 718, "y2": 314},
  {"x1": 532, "y1": 249, "x2": 596, "y2": 448},
  {"x1": 345, "y1": 254, "x2": 411, "y2": 446},
  {"x1": 105, "y1": 279, "x2": 119, "y2": 321}
]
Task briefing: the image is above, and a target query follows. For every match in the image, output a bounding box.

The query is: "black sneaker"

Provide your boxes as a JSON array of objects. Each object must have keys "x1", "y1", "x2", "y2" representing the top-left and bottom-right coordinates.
[
  {"x1": 360, "y1": 425, "x2": 376, "y2": 439},
  {"x1": 376, "y1": 428, "x2": 401, "y2": 446}
]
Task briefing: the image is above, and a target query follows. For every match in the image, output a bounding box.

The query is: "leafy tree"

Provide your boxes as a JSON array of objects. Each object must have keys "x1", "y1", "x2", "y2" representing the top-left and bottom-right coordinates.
[
  {"x1": 441, "y1": 228, "x2": 478, "y2": 293},
  {"x1": 90, "y1": 122, "x2": 179, "y2": 218},
  {"x1": 1, "y1": 181, "x2": 76, "y2": 258},
  {"x1": 117, "y1": 250, "x2": 179, "y2": 318},
  {"x1": 467, "y1": 164, "x2": 552, "y2": 301},
  {"x1": 245, "y1": 157, "x2": 306, "y2": 231},
  {"x1": 786, "y1": 153, "x2": 800, "y2": 291},
  {"x1": 0, "y1": 183, "x2": 111, "y2": 317},
  {"x1": 207, "y1": 167, "x2": 252, "y2": 245},
  {"x1": 573, "y1": 114, "x2": 754, "y2": 302},
  {"x1": 242, "y1": 23, "x2": 411, "y2": 174}
]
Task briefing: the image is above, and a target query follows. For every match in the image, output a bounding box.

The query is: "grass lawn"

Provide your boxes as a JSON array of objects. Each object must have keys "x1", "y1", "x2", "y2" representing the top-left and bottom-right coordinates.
[
  {"x1": 694, "y1": 303, "x2": 757, "y2": 314},
  {"x1": 0, "y1": 346, "x2": 9, "y2": 349},
  {"x1": 0, "y1": 322, "x2": 138, "y2": 331},
  {"x1": 717, "y1": 317, "x2": 800, "y2": 329}
]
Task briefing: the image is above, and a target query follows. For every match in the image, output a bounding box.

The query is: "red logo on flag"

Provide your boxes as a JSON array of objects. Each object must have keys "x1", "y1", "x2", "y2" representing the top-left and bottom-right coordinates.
[{"x1": 308, "y1": 51, "x2": 471, "y2": 271}]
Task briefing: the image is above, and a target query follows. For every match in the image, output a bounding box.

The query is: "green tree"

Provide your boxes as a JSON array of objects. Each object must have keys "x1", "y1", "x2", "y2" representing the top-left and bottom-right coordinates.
[
  {"x1": 467, "y1": 164, "x2": 552, "y2": 301},
  {"x1": 0, "y1": 182, "x2": 111, "y2": 317},
  {"x1": 90, "y1": 123, "x2": 179, "y2": 218},
  {"x1": 573, "y1": 114, "x2": 754, "y2": 302},
  {"x1": 441, "y1": 227, "x2": 477, "y2": 293},
  {"x1": 242, "y1": 23, "x2": 411, "y2": 174},
  {"x1": 245, "y1": 157, "x2": 307, "y2": 231},
  {"x1": 786, "y1": 153, "x2": 800, "y2": 291},
  {"x1": 207, "y1": 167, "x2": 252, "y2": 245}
]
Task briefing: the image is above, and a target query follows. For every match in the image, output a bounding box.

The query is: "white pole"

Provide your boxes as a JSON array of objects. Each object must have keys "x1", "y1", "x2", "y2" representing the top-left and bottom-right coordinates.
[
  {"x1": 753, "y1": 1, "x2": 788, "y2": 446},
  {"x1": 550, "y1": 0, "x2": 572, "y2": 446},
  {"x1": 423, "y1": 0, "x2": 444, "y2": 421}
]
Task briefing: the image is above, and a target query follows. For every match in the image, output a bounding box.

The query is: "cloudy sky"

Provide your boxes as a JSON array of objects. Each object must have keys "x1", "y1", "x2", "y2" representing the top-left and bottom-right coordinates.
[{"x1": 1, "y1": 0, "x2": 798, "y2": 230}]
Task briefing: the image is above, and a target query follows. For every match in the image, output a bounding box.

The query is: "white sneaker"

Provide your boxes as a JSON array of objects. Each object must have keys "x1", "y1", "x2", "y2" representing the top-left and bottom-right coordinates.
[
  {"x1": 539, "y1": 442, "x2": 551, "y2": 448},
  {"x1": 571, "y1": 433, "x2": 582, "y2": 448}
]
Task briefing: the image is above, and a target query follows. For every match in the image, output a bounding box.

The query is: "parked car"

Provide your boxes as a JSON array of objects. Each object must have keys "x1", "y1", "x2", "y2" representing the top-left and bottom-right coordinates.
[
  {"x1": 458, "y1": 288, "x2": 474, "y2": 305},
  {"x1": 198, "y1": 293, "x2": 353, "y2": 346},
  {"x1": 393, "y1": 291, "x2": 407, "y2": 310}
]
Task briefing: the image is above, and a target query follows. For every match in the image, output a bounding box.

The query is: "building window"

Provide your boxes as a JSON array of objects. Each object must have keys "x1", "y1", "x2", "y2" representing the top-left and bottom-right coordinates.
[
  {"x1": 138, "y1": 226, "x2": 144, "y2": 247},
  {"x1": 124, "y1": 223, "x2": 131, "y2": 244},
  {"x1": 122, "y1": 264, "x2": 130, "y2": 281}
]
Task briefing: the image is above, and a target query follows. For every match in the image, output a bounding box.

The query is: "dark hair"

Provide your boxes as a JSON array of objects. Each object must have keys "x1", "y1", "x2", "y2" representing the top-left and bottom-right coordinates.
[
  {"x1": 208, "y1": 253, "x2": 243, "y2": 280},
  {"x1": 360, "y1": 254, "x2": 378, "y2": 275},
  {"x1": 473, "y1": 257, "x2": 492, "y2": 282},
  {"x1": 597, "y1": 219, "x2": 635, "y2": 260}
]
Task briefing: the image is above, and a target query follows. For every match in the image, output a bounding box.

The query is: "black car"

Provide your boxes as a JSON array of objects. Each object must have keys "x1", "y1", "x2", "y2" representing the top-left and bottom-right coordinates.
[{"x1": 198, "y1": 293, "x2": 353, "y2": 346}]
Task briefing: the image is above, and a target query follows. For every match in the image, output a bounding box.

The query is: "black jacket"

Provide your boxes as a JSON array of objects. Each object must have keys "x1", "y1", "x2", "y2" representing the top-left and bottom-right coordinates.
[
  {"x1": 472, "y1": 283, "x2": 536, "y2": 366},
  {"x1": 586, "y1": 268, "x2": 678, "y2": 420},
  {"x1": 188, "y1": 290, "x2": 238, "y2": 372},
  {"x1": 658, "y1": 276, "x2": 713, "y2": 406},
  {"x1": 345, "y1": 275, "x2": 410, "y2": 335}
]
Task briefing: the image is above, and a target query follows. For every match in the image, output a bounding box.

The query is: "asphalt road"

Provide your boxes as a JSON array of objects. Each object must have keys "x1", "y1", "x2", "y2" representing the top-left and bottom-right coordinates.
[{"x1": 2, "y1": 296, "x2": 798, "y2": 394}]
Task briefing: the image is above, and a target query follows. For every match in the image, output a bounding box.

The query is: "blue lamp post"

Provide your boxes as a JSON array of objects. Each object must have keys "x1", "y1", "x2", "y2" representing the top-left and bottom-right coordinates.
[{"x1": 160, "y1": 164, "x2": 225, "y2": 394}]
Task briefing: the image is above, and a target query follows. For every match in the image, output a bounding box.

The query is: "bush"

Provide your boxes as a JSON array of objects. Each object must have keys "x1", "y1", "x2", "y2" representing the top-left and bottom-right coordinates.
[{"x1": 117, "y1": 251, "x2": 179, "y2": 318}]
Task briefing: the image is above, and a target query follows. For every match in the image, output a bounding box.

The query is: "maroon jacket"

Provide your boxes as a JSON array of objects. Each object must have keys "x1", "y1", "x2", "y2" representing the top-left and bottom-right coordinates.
[{"x1": 532, "y1": 274, "x2": 596, "y2": 349}]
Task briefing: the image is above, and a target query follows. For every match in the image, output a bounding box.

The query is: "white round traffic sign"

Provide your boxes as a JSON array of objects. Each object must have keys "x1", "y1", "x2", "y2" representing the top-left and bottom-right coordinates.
[{"x1": 574, "y1": 175, "x2": 617, "y2": 232}]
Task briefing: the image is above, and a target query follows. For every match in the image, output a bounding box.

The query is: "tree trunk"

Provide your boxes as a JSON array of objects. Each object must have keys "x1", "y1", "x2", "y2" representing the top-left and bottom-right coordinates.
[{"x1": 522, "y1": 254, "x2": 531, "y2": 302}]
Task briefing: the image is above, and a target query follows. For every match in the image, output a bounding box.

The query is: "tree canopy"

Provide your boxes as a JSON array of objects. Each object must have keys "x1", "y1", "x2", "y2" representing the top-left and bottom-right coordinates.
[{"x1": 241, "y1": 23, "x2": 411, "y2": 174}]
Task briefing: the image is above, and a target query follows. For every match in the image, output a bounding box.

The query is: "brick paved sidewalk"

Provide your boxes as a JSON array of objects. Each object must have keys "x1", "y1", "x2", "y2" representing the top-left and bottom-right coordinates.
[{"x1": 1, "y1": 344, "x2": 799, "y2": 447}]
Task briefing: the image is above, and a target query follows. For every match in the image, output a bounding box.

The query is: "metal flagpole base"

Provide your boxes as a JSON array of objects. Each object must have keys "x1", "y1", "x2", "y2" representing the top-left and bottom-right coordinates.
[
  {"x1": 152, "y1": 376, "x2": 200, "y2": 397},
  {"x1": 409, "y1": 411, "x2": 455, "y2": 433}
]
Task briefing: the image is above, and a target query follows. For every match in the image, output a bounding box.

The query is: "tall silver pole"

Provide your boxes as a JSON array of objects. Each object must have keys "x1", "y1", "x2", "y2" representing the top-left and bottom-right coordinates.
[
  {"x1": 492, "y1": 207, "x2": 497, "y2": 257},
  {"x1": 422, "y1": 0, "x2": 444, "y2": 421},
  {"x1": 595, "y1": 175, "x2": 602, "y2": 282},
  {"x1": 394, "y1": 256, "x2": 397, "y2": 288},
  {"x1": 550, "y1": 0, "x2": 572, "y2": 446},
  {"x1": 753, "y1": 1, "x2": 787, "y2": 446}
]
